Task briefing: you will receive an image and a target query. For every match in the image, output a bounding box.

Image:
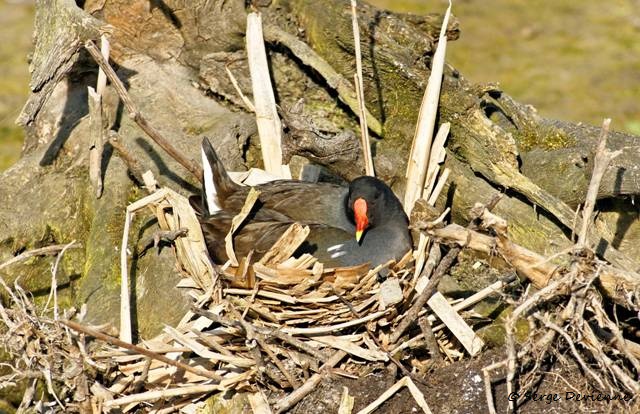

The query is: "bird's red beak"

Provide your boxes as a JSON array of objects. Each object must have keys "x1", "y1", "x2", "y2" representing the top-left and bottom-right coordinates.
[{"x1": 353, "y1": 197, "x2": 368, "y2": 242}]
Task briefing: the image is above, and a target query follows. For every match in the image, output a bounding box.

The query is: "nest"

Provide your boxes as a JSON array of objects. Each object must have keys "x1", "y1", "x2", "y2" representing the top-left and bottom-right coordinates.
[
  {"x1": 84, "y1": 181, "x2": 450, "y2": 412},
  {"x1": 2, "y1": 179, "x2": 640, "y2": 413}
]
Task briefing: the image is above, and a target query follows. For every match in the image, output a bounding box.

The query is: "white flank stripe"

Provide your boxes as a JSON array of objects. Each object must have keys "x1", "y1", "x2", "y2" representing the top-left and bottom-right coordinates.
[
  {"x1": 330, "y1": 251, "x2": 347, "y2": 259},
  {"x1": 327, "y1": 243, "x2": 344, "y2": 252}
]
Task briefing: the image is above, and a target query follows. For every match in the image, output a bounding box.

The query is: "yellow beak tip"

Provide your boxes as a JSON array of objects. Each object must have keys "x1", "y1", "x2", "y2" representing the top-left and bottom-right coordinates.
[{"x1": 355, "y1": 230, "x2": 363, "y2": 242}]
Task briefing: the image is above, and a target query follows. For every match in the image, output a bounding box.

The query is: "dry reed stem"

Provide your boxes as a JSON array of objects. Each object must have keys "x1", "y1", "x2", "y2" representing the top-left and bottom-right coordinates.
[
  {"x1": 350, "y1": 0, "x2": 374, "y2": 174},
  {"x1": 246, "y1": 12, "x2": 291, "y2": 179},
  {"x1": 353, "y1": 74, "x2": 374, "y2": 176},
  {"x1": 95, "y1": 34, "x2": 109, "y2": 95},
  {"x1": 87, "y1": 87, "x2": 104, "y2": 198},
  {"x1": 103, "y1": 383, "x2": 233, "y2": 408},
  {"x1": 225, "y1": 188, "x2": 261, "y2": 267},
  {"x1": 403, "y1": 2, "x2": 452, "y2": 215},
  {"x1": 62, "y1": 319, "x2": 223, "y2": 382},
  {"x1": 427, "y1": 292, "x2": 484, "y2": 356},
  {"x1": 338, "y1": 386, "x2": 354, "y2": 414}
]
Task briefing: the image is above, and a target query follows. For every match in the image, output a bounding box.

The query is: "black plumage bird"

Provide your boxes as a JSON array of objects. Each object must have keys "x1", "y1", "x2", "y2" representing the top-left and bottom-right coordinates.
[{"x1": 192, "y1": 138, "x2": 412, "y2": 268}]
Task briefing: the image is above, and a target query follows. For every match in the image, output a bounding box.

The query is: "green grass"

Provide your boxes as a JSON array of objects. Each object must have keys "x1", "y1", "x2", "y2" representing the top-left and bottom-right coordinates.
[
  {"x1": 0, "y1": 1, "x2": 34, "y2": 172},
  {"x1": 369, "y1": 0, "x2": 640, "y2": 135}
]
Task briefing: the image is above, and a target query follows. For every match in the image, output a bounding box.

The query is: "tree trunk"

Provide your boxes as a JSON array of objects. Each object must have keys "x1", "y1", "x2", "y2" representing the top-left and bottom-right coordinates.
[{"x1": 2, "y1": 0, "x2": 639, "y2": 335}]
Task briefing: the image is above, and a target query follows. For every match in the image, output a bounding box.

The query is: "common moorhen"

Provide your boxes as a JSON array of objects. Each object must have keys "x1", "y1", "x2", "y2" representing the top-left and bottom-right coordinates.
[{"x1": 192, "y1": 138, "x2": 412, "y2": 268}]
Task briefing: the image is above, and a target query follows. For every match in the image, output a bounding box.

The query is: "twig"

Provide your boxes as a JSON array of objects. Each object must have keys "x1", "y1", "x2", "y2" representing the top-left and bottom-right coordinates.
[
  {"x1": 0, "y1": 244, "x2": 81, "y2": 272},
  {"x1": 273, "y1": 351, "x2": 347, "y2": 413},
  {"x1": 578, "y1": 118, "x2": 621, "y2": 246},
  {"x1": 60, "y1": 319, "x2": 222, "y2": 382},
  {"x1": 418, "y1": 316, "x2": 441, "y2": 361},
  {"x1": 282, "y1": 310, "x2": 389, "y2": 335},
  {"x1": 225, "y1": 65, "x2": 256, "y2": 112},
  {"x1": 84, "y1": 40, "x2": 203, "y2": 181},
  {"x1": 138, "y1": 228, "x2": 189, "y2": 255},
  {"x1": 391, "y1": 246, "x2": 460, "y2": 344},
  {"x1": 229, "y1": 305, "x2": 301, "y2": 389},
  {"x1": 108, "y1": 131, "x2": 147, "y2": 186},
  {"x1": 190, "y1": 306, "x2": 329, "y2": 362},
  {"x1": 505, "y1": 275, "x2": 570, "y2": 412},
  {"x1": 43, "y1": 240, "x2": 77, "y2": 320},
  {"x1": 533, "y1": 313, "x2": 606, "y2": 390}
]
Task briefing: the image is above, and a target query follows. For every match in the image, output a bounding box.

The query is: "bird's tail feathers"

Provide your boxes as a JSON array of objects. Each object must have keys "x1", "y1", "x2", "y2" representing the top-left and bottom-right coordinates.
[{"x1": 201, "y1": 137, "x2": 240, "y2": 214}]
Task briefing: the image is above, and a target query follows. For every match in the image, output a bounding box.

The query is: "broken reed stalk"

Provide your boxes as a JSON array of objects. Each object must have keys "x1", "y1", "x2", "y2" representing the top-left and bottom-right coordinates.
[
  {"x1": 87, "y1": 86, "x2": 104, "y2": 198},
  {"x1": 248, "y1": 392, "x2": 272, "y2": 414},
  {"x1": 423, "y1": 122, "x2": 450, "y2": 199},
  {"x1": 338, "y1": 387, "x2": 354, "y2": 414},
  {"x1": 427, "y1": 292, "x2": 484, "y2": 356},
  {"x1": 403, "y1": 2, "x2": 452, "y2": 215},
  {"x1": 246, "y1": 12, "x2": 291, "y2": 179},
  {"x1": 61, "y1": 319, "x2": 223, "y2": 381},
  {"x1": 577, "y1": 118, "x2": 621, "y2": 246},
  {"x1": 120, "y1": 207, "x2": 134, "y2": 343},
  {"x1": 84, "y1": 40, "x2": 203, "y2": 181},
  {"x1": 350, "y1": 0, "x2": 374, "y2": 176},
  {"x1": 225, "y1": 188, "x2": 261, "y2": 267},
  {"x1": 96, "y1": 34, "x2": 109, "y2": 95}
]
